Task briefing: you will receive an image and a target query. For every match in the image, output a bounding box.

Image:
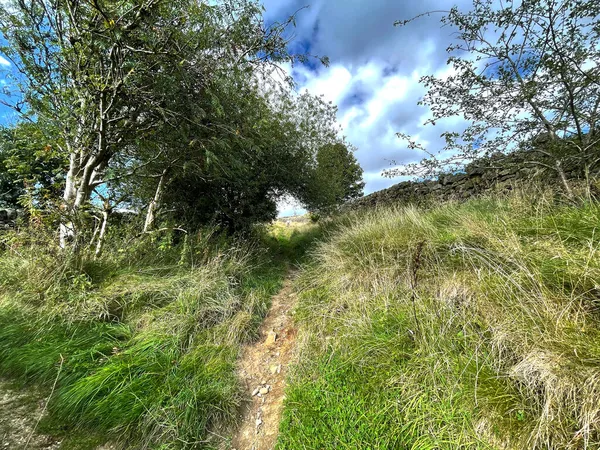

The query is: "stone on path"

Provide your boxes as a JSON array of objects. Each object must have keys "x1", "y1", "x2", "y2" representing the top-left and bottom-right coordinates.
[{"x1": 265, "y1": 330, "x2": 277, "y2": 346}]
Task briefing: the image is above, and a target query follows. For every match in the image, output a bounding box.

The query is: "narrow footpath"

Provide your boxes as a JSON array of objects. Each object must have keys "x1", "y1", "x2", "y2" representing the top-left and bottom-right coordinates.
[
  {"x1": 231, "y1": 272, "x2": 298, "y2": 450},
  {"x1": 0, "y1": 380, "x2": 58, "y2": 449}
]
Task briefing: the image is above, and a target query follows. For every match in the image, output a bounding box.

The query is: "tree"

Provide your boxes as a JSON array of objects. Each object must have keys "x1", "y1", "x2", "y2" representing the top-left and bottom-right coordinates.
[
  {"x1": 306, "y1": 143, "x2": 364, "y2": 213},
  {"x1": 386, "y1": 0, "x2": 600, "y2": 195},
  {"x1": 153, "y1": 77, "x2": 346, "y2": 232},
  {"x1": 0, "y1": 122, "x2": 65, "y2": 209},
  {"x1": 0, "y1": 0, "x2": 303, "y2": 247}
]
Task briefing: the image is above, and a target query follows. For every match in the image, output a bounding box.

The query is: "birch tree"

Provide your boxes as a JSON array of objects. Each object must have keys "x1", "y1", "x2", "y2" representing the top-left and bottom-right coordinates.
[{"x1": 0, "y1": 0, "x2": 303, "y2": 247}]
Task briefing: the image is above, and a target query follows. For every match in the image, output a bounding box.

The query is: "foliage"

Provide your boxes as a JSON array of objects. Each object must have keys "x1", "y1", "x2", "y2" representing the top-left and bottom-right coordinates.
[
  {"x1": 279, "y1": 189, "x2": 600, "y2": 449},
  {"x1": 152, "y1": 87, "x2": 343, "y2": 233},
  {"x1": 387, "y1": 0, "x2": 600, "y2": 192},
  {"x1": 0, "y1": 0, "x2": 345, "y2": 244},
  {"x1": 305, "y1": 143, "x2": 364, "y2": 214},
  {"x1": 0, "y1": 122, "x2": 65, "y2": 209}
]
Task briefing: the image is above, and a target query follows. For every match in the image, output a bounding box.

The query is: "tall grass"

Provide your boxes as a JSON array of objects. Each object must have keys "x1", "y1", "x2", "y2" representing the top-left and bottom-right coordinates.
[
  {"x1": 0, "y1": 226, "x2": 287, "y2": 449},
  {"x1": 265, "y1": 218, "x2": 323, "y2": 263},
  {"x1": 279, "y1": 190, "x2": 600, "y2": 449}
]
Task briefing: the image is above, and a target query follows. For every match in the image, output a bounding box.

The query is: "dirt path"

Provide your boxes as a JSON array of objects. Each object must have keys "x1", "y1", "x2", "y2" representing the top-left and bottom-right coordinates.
[
  {"x1": 0, "y1": 380, "x2": 60, "y2": 450},
  {"x1": 230, "y1": 272, "x2": 298, "y2": 450}
]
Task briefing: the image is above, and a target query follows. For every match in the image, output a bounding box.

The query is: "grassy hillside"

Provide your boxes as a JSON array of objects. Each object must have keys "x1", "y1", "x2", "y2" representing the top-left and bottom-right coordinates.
[
  {"x1": 0, "y1": 226, "x2": 297, "y2": 449},
  {"x1": 279, "y1": 191, "x2": 600, "y2": 449}
]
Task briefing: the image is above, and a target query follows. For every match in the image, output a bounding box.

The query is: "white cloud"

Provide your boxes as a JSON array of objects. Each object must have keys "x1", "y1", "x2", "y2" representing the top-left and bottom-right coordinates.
[
  {"x1": 268, "y1": 0, "x2": 475, "y2": 212},
  {"x1": 361, "y1": 75, "x2": 409, "y2": 128},
  {"x1": 299, "y1": 64, "x2": 353, "y2": 104},
  {"x1": 0, "y1": 56, "x2": 10, "y2": 66},
  {"x1": 288, "y1": 57, "x2": 473, "y2": 196}
]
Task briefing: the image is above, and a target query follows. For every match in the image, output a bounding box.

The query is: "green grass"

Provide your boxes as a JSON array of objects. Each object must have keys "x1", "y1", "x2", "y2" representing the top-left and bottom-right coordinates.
[
  {"x1": 279, "y1": 190, "x2": 600, "y2": 449},
  {"x1": 265, "y1": 218, "x2": 323, "y2": 263},
  {"x1": 0, "y1": 227, "x2": 291, "y2": 449}
]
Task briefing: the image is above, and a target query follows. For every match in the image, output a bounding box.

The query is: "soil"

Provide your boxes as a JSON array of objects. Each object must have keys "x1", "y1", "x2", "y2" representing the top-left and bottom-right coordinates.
[
  {"x1": 230, "y1": 272, "x2": 298, "y2": 450},
  {"x1": 0, "y1": 380, "x2": 60, "y2": 450},
  {"x1": 0, "y1": 380, "x2": 116, "y2": 450}
]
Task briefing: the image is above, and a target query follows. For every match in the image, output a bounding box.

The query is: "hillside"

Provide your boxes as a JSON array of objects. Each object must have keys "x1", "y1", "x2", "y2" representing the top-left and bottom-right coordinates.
[
  {"x1": 279, "y1": 190, "x2": 600, "y2": 449},
  {"x1": 0, "y1": 0, "x2": 599, "y2": 448}
]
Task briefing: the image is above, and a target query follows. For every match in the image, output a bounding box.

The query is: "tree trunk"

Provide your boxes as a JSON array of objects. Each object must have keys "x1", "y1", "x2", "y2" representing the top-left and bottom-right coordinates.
[
  {"x1": 144, "y1": 169, "x2": 168, "y2": 233},
  {"x1": 555, "y1": 160, "x2": 574, "y2": 199},
  {"x1": 60, "y1": 156, "x2": 96, "y2": 249},
  {"x1": 60, "y1": 95, "x2": 109, "y2": 249},
  {"x1": 95, "y1": 209, "x2": 110, "y2": 258},
  {"x1": 60, "y1": 153, "x2": 78, "y2": 248}
]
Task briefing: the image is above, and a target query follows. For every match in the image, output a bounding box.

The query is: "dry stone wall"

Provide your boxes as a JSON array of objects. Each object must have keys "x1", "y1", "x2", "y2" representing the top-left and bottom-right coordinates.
[
  {"x1": 0, "y1": 208, "x2": 21, "y2": 230},
  {"x1": 352, "y1": 150, "x2": 585, "y2": 209}
]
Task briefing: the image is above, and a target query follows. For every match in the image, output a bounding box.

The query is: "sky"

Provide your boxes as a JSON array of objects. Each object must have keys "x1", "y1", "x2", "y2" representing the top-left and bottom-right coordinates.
[
  {"x1": 0, "y1": 55, "x2": 13, "y2": 123},
  {"x1": 273, "y1": 0, "x2": 473, "y2": 216}
]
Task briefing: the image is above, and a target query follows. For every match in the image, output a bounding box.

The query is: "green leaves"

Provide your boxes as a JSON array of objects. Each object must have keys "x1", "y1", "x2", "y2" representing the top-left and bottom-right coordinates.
[
  {"x1": 0, "y1": 121, "x2": 65, "y2": 209},
  {"x1": 304, "y1": 143, "x2": 365, "y2": 214}
]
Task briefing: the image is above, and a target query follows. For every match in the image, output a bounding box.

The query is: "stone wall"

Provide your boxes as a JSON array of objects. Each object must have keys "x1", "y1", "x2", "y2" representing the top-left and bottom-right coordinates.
[
  {"x1": 352, "y1": 150, "x2": 585, "y2": 209},
  {"x1": 0, "y1": 208, "x2": 21, "y2": 230}
]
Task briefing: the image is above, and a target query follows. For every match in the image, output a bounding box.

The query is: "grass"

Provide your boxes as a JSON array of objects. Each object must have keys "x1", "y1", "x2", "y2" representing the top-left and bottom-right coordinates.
[
  {"x1": 0, "y1": 226, "x2": 291, "y2": 449},
  {"x1": 278, "y1": 190, "x2": 600, "y2": 449},
  {"x1": 265, "y1": 217, "x2": 322, "y2": 263}
]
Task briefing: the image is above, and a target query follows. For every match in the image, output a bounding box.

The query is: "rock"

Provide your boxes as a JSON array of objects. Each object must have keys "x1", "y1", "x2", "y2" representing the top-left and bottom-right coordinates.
[
  {"x1": 6, "y1": 209, "x2": 16, "y2": 220},
  {"x1": 467, "y1": 165, "x2": 485, "y2": 176},
  {"x1": 463, "y1": 180, "x2": 475, "y2": 190},
  {"x1": 259, "y1": 387, "x2": 269, "y2": 395},
  {"x1": 252, "y1": 387, "x2": 260, "y2": 396},
  {"x1": 261, "y1": 379, "x2": 267, "y2": 385},
  {"x1": 346, "y1": 145, "x2": 589, "y2": 211},
  {"x1": 270, "y1": 364, "x2": 281, "y2": 375},
  {"x1": 481, "y1": 170, "x2": 497, "y2": 182},
  {"x1": 265, "y1": 330, "x2": 277, "y2": 346}
]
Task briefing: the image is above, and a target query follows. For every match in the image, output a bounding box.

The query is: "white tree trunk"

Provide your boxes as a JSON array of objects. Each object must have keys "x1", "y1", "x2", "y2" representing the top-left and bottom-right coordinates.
[
  {"x1": 60, "y1": 153, "x2": 78, "y2": 248},
  {"x1": 144, "y1": 169, "x2": 167, "y2": 233},
  {"x1": 95, "y1": 209, "x2": 109, "y2": 258},
  {"x1": 59, "y1": 95, "x2": 108, "y2": 249}
]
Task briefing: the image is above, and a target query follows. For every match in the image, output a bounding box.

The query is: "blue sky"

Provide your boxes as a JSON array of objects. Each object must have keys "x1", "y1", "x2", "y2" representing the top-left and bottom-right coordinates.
[
  {"x1": 0, "y1": 55, "x2": 15, "y2": 123},
  {"x1": 272, "y1": 0, "x2": 473, "y2": 216}
]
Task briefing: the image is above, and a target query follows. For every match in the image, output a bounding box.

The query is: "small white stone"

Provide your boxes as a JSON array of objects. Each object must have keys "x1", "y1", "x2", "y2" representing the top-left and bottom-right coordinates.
[{"x1": 265, "y1": 330, "x2": 277, "y2": 345}]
